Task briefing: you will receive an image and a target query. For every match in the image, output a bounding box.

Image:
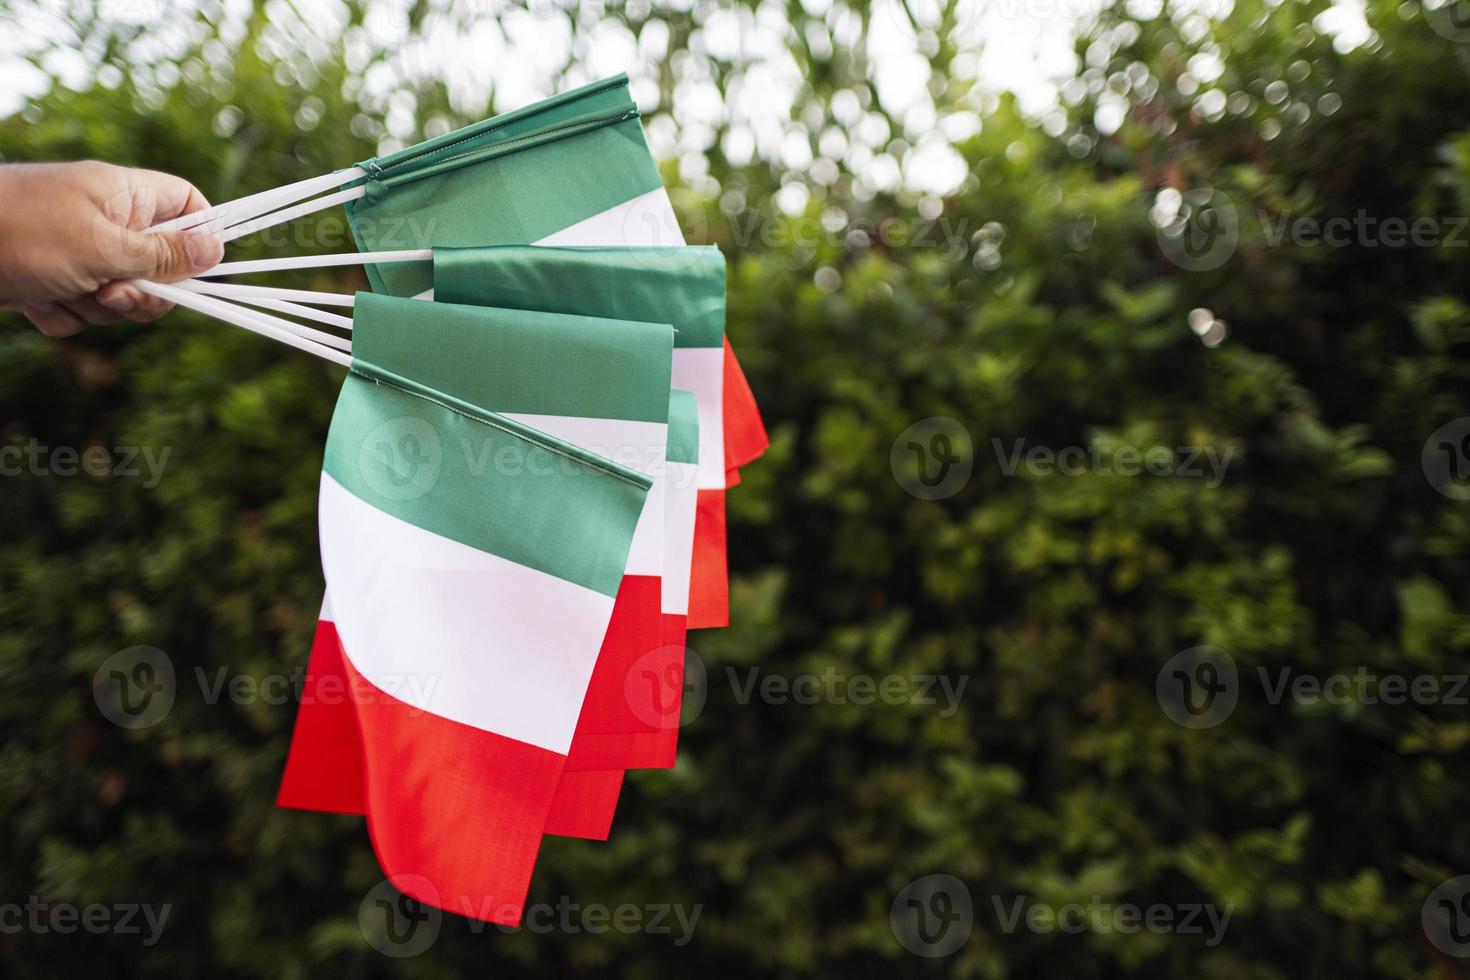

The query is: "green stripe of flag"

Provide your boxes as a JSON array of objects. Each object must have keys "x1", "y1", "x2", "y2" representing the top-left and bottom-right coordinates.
[
  {"x1": 364, "y1": 74, "x2": 637, "y2": 177},
  {"x1": 324, "y1": 374, "x2": 648, "y2": 597},
  {"x1": 432, "y1": 245, "x2": 726, "y2": 350},
  {"x1": 345, "y1": 76, "x2": 661, "y2": 297},
  {"x1": 667, "y1": 390, "x2": 700, "y2": 464},
  {"x1": 352, "y1": 293, "x2": 673, "y2": 424}
]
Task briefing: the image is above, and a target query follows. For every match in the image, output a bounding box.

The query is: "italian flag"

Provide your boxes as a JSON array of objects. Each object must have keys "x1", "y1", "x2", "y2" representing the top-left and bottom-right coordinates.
[
  {"x1": 309, "y1": 298, "x2": 653, "y2": 925},
  {"x1": 278, "y1": 74, "x2": 766, "y2": 893},
  {"x1": 280, "y1": 284, "x2": 675, "y2": 783}
]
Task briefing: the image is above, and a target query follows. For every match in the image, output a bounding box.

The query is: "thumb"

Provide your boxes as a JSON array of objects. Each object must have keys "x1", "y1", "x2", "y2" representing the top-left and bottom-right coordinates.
[{"x1": 127, "y1": 228, "x2": 223, "y2": 282}]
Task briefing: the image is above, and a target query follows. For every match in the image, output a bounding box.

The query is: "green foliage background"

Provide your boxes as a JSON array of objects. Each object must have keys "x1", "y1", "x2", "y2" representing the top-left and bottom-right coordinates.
[{"x1": 1, "y1": 0, "x2": 1469, "y2": 975}]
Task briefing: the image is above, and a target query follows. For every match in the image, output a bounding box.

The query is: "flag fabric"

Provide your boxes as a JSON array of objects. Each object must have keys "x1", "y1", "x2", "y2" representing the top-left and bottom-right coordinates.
[
  {"x1": 282, "y1": 75, "x2": 685, "y2": 820},
  {"x1": 543, "y1": 389, "x2": 700, "y2": 839},
  {"x1": 310, "y1": 291, "x2": 654, "y2": 925},
  {"x1": 724, "y1": 338, "x2": 769, "y2": 477},
  {"x1": 280, "y1": 290, "x2": 675, "y2": 812},
  {"x1": 344, "y1": 74, "x2": 673, "y2": 298},
  {"x1": 621, "y1": 388, "x2": 701, "y2": 769},
  {"x1": 429, "y1": 244, "x2": 723, "y2": 769},
  {"x1": 340, "y1": 74, "x2": 741, "y2": 627},
  {"x1": 269, "y1": 74, "x2": 765, "y2": 921},
  {"x1": 690, "y1": 338, "x2": 771, "y2": 625}
]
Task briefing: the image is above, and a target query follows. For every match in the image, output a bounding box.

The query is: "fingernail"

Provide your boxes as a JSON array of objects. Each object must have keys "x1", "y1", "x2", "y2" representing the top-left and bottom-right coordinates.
[
  {"x1": 185, "y1": 232, "x2": 223, "y2": 269},
  {"x1": 24, "y1": 302, "x2": 56, "y2": 317}
]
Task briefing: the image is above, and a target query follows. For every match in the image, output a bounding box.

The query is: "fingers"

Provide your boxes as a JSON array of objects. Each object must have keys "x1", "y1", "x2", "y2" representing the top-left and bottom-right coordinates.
[
  {"x1": 142, "y1": 169, "x2": 211, "y2": 222},
  {"x1": 117, "y1": 227, "x2": 223, "y2": 283},
  {"x1": 21, "y1": 302, "x2": 86, "y2": 338},
  {"x1": 59, "y1": 295, "x2": 126, "y2": 327},
  {"x1": 87, "y1": 166, "x2": 221, "y2": 283},
  {"x1": 98, "y1": 164, "x2": 212, "y2": 226},
  {"x1": 94, "y1": 281, "x2": 174, "y2": 322}
]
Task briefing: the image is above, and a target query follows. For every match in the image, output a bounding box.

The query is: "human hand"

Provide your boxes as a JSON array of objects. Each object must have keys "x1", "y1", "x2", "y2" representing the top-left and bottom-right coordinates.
[{"x1": 0, "y1": 161, "x2": 223, "y2": 336}]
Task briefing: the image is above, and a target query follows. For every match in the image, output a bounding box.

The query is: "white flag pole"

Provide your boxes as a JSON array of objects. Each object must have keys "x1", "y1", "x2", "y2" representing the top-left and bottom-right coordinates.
[
  {"x1": 210, "y1": 292, "x2": 356, "y2": 331},
  {"x1": 133, "y1": 281, "x2": 353, "y2": 367},
  {"x1": 217, "y1": 186, "x2": 368, "y2": 244},
  {"x1": 177, "y1": 280, "x2": 359, "y2": 308},
  {"x1": 148, "y1": 167, "x2": 367, "y2": 235},
  {"x1": 193, "y1": 249, "x2": 433, "y2": 277},
  {"x1": 158, "y1": 286, "x2": 352, "y2": 352}
]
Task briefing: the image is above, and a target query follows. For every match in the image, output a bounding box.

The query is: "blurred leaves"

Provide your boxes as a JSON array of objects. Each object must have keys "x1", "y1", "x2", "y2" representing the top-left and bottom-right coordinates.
[{"x1": 0, "y1": 0, "x2": 1467, "y2": 978}]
